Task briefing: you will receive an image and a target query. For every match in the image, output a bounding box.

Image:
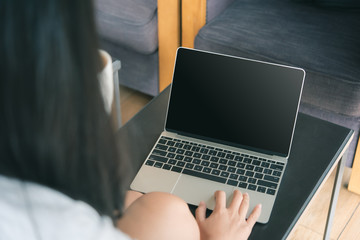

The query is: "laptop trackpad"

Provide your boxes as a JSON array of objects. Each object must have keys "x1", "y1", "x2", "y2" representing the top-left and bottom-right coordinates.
[
  {"x1": 130, "y1": 165, "x2": 181, "y2": 194},
  {"x1": 172, "y1": 174, "x2": 234, "y2": 209}
]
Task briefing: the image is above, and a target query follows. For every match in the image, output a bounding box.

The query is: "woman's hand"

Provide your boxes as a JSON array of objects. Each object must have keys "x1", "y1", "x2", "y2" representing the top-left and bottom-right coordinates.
[{"x1": 195, "y1": 190, "x2": 262, "y2": 240}]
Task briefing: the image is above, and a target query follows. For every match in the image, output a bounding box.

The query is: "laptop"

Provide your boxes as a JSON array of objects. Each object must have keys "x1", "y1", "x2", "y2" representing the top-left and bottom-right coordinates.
[{"x1": 131, "y1": 47, "x2": 305, "y2": 223}]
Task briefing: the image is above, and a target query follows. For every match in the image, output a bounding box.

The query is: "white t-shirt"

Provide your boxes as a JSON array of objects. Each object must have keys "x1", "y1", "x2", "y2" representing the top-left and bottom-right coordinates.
[{"x1": 0, "y1": 175, "x2": 132, "y2": 240}]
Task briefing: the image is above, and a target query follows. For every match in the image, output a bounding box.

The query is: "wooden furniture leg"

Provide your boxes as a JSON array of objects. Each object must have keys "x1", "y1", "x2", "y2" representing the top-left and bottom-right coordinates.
[{"x1": 158, "y1": 0, "x2": 181, "y2": 92}]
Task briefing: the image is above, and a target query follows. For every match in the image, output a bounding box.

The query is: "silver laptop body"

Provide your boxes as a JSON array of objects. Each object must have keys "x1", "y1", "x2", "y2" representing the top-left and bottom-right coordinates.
[{"x1": 131, "y1": 47, "x2": 305, "y2": 223}]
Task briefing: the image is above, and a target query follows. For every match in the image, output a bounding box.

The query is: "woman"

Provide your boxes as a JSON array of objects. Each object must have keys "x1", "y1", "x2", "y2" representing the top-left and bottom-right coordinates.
[{"x1": 0, "y1": 0, "x2": 261, "y2": 239}]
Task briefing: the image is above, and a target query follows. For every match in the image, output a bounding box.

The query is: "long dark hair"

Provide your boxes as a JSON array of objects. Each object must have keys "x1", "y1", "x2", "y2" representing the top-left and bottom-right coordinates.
[{"x1": 0, "y1": 0, "x2": 127, "y2": 219}]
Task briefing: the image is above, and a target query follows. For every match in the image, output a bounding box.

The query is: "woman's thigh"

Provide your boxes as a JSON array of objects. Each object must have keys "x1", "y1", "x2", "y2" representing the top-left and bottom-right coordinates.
[{"x1": 117, "y1": 192, "x2": 200, "y2": 240}]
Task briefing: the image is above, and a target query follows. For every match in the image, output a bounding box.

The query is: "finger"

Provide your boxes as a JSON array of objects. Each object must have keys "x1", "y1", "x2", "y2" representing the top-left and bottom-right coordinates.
[
  {"x1": 228, "y1": 190, "x2": 243, "y2": 211},
  {"x1": 195, "y1": 201, "x2": 207, "y2": 223},
  {"x1": 247, "y1": 204, "x2": 262, "y2": 227},
  {"x1": 238, "y1": 192, "x2": 250, "y2": 219},
  {"x1": 214, "y1": 190, "x2": 226, "y2": 211}
]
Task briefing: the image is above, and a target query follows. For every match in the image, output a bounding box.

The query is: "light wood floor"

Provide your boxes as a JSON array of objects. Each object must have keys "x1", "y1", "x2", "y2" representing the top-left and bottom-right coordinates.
[{"x1": 119, "y1": 86, "x2": 360, "y2": 240}]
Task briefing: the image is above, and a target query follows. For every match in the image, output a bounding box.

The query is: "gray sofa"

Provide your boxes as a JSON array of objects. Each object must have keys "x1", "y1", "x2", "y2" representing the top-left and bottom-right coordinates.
[
  {"x1": 186, "y1": 0, "x2": 360, "y2": 167},
  {"x1": 95, "y1": 0, "x2": 159, "y2": 96}
]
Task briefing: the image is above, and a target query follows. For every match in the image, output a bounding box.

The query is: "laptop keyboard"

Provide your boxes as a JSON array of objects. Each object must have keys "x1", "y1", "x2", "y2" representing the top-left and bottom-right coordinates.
[{"x1": 144, "y1": 136, "x2": 285, "y2": 196}]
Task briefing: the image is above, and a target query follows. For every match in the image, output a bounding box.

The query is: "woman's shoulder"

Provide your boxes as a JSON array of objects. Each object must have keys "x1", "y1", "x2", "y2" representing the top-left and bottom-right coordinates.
[{"x1": 0, "y1": 175, "x2": 132, "y2": 240}]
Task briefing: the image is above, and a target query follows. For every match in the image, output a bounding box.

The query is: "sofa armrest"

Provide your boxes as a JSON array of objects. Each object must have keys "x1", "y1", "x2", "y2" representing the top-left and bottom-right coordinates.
[{"x1": 158, "y1": 0, "x2": 181, "y2": 92}]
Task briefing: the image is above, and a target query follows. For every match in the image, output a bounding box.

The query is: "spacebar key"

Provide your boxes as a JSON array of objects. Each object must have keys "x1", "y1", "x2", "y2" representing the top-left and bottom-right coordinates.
[{"x1": 182, "y1": 169, "x2": 227, "y2": 184}]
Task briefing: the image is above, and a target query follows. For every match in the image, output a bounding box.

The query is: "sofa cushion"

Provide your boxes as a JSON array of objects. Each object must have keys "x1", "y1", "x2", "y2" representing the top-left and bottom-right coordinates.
[
  {"x1": 95, "y1": 0, "x2": 158, "y2": 55},
  {"x1": 195, "y1": 0, "x2": 360, "y2": 117}
]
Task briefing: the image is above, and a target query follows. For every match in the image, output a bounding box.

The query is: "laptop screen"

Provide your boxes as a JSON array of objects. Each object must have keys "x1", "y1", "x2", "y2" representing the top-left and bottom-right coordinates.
[{"x1": 165, "y1": 48, "x2": 305, "y2": 158}]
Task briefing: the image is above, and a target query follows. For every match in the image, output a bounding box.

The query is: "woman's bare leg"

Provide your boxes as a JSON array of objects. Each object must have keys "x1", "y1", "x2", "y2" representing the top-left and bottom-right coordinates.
[
  {"x1": 123, "y1": 190, "x2": 144, "y2": 210},
  {"x1": 118, "y1": 191, "x2": 200, "y2": 240}
]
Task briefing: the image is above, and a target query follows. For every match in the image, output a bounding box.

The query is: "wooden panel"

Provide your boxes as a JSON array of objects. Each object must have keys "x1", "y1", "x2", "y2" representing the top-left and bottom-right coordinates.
[
  {"x1": 348, "y1": 136, "x2": 360, "y2": 194},
  {"x1": 181, "y1": 0, "x2": 207, "y2": 48},
  {"x1": 287, "y1": 225, "x2": 323, "y2": 240},
  {"x1": 158, "y1": 0, "x2": 181, "y2": 92}
]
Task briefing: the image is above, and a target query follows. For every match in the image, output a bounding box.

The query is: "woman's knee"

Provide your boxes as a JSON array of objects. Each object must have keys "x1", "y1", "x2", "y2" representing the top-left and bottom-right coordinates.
[{"x1": 118, "y1": 192, "x2": 199, "y2": 240}]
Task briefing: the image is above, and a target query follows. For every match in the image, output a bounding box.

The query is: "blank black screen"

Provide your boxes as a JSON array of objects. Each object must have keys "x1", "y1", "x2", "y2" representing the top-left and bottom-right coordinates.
[{"x1": 166, "y1": 48, "x2": 305, "y2": 157}]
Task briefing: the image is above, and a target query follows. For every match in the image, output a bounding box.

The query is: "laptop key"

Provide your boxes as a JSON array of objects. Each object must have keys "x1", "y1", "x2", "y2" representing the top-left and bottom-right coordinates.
[
  {"x1": 219, "y1": 159, "x2": 228, "y2": 164},
  {"x1": 210, "y1": 163, "x2": 219, "y2": 168},
  {"x1": 209, "y1": 150, "x2": 217, "y2": 156},
  {"x1": 252, "y1": 160, "x2": 261, "y2": 166},
  {"x1": 267, "y1": 189, "x2": 276, "y2": 195},
  {"x1": 183, "y1": 144, "x2": 192, "y2": 150},
  {"x1": 245, "y1": 165, "x2": 254, "y2": 170},
  {"x1": 238, "y1": 182, "x2": 248, "y2": 189},
  {"x1": 245, "y1": 171, "x2": 254, "y2": 177},
  {"x1": 244, "y1": 158, "x2": 252, "y2": 164},
  {"x1": 263, "y1": 169, "x2": 272, "y2": 174},
  {"x1": 257, "y1": 186, "x2": 266, "y2": 193},
  {"x1": 201, "y1": 161, "x2": 210, "y2": 167},
  {"x1": 227, "y1": 179, "x2": 238, "y2": 186},
  {"x1": 211, "y1": 169, "x2": 220, "y2": 175},
  {"x1": 226, "y1": 154, "x2": 235, "y2": 160},
  {"x1": 194, "y1": 165, "x2": 203, "y2": 171},
  {"x1": 162, "y1": 164, "x2": 171, "y2": 170},
  {"x1": 145, "y1": 160, "x2": 155, "y2": 166},
  {"x1": 239, "y1": 176, "x2": 248, "y2": 182},
  {"x1": 168, "y1": 159, "x2": 176, "y2": 165},
  {"x1": 154, "y1": 162, "x2": 163, "y2": 168},
  {"x1": 230, "y1": 174, "x2": 238, "y2": 180},
  {"x1": 237, "y1": 162, "x2": 245, "y2": 168},
  {"x1": 175, "y1": 143, "x2": 183, "y2": 148},
  {"x1": 248, "y1": 184, "x2": 257, "y2": 191},
  {"x1": 155, "y1": 144, "x2": 168, "y2": 150},
  {"x1": 176, "y1": 161, "x2": 185, "y2": 167},
  {"x1": 236, "y1": 169, "x2": 245, "y2": 175},
  {"x1": 171, "y1": 166, "x2": 182, "y2": 173},
  {"x1": 257, "y1": 180, "x2": 278, "y2": 189},
  {"x1": 149, "y1": 154, "x2": 168, "y2": 163},
  {"x1": 192, "y1": 159, "x2": 201, "y2": 164},
  {"x1": 168, "y1": 147, "x2": 176, "y2": 152},
  {"x1": 273, "y1": 171, "x2": 282, "y2": 176},
  {"x1": 176, "y1": 149, "x2": 185, "y2": 154},
  {"x1": 248, "y1": 178, "x2": 256, "y2": 184},
  {"x1": 228, "y1": 161, "x2": 236, "y2": 166},
  {"x1": 185, "y1": 163, "x2": 194, "y2": 169},
  {"x1": 264, "y1": 175, "x2": 280, "y2": 183},
  {"x1": 152, "y1": 149, "x2": 167, "y2": 157},
  {"x1": 182, "y1": 169, "x2": 226, "y2": 184},
  {"x1": 185, "y1": 151, "x2": 193, "y2": 157},
  {"x1": 270, "y1": 164, "x2": 284, "y2": 171},
  {"x1": 167, "y1": 153, "x2": 175, "y2": 158},
  {"x1": 201, "y1": 155, "x2": 210, "y2": 160},
  {"x1": 203, "y1": 167, "x2": 211, "y2": 173},
  {"x1": 184, "y1": 157, "x2": 193, "y2": 162},
  {"x1": 220, "y1": 172, "x2": 229, "y2": 178},
  {"x1": 219, "y1": 165, "x2": 227, "y2": 170}
]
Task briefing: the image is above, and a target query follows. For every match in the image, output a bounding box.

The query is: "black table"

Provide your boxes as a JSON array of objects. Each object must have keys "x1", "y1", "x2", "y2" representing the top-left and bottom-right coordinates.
[{"x1": 117, "y1": 87, "x2": 354, "y2": 240}]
